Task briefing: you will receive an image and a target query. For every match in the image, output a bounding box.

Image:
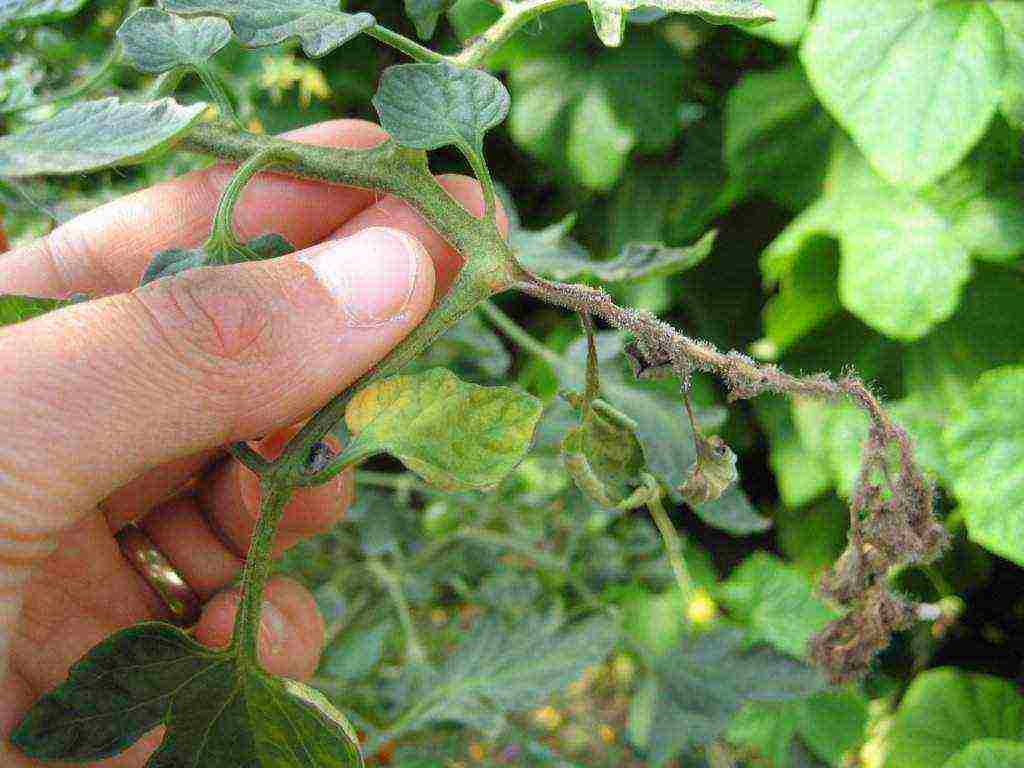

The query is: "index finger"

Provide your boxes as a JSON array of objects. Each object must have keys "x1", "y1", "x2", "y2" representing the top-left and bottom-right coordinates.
[{"x1": 0, "y1": 119, "x2": 387, "y2": 299}]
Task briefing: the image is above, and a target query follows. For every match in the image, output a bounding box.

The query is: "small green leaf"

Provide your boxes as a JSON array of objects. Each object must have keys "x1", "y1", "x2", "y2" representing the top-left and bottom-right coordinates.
[
  {"x1": 519, "y1": 229, "x2": 716, "y2": 283},
  {"x1": 945, "y1": 740, "x2": 1024, "y2": 768},
  {"x1": 0, "y1": 294, "x2": 78, "y2": 326},
  {"x1": 0, "y1": 97, "x2": 208, "y2": 178},
  {"x1": 12, "y1": 622, "x2": 364, "y2": 766},
  {"x1": 882, "y1": 668, "x2": 1024, "y2": 768},
  {"x1": 0, "y1": 0, "x2": 89, "y2": 30},
  {"x1": 342, "y1": 369, "x2": 543, "y2": 491},
  {"x1": 561, "y1": 394, "x2": 653, "y2": 510},
  {"x1": 373, "y1": 63, "x2": 510, "y2": 159},
  {"x1": 585, "y1": 0, "x2": 774, "y2": 47},
  {"x1": 117, "y1": 8, "x2": 231, "y2": 74},
  {"x1": 801, "y1": 0, "x2": 1007, "y2": 189},
  {"x1": 404, "y1": 0, "x2": 455, "y2": 39},
  {"x1": 162, "y1": 0, "x2": 375, "y2": 58},
  {"x1": 647, "y1": 628, "x2": 826, "y2": 764},
  {"x1": 945, "y1": 366, "x2": 1024, "y2": 566},
  {"x1": 140, "y1": 233, "x2": 295, "y2": 286}
]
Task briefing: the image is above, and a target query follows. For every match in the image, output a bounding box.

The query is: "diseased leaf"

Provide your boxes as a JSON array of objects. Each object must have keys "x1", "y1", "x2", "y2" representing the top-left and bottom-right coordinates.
[
  {"x1": 945, "y1": 740, "x2": 1024, "y2": 768},
  {"x1": 387, "y1": 613, "x2": 618, "y2": 739},
  {"x1": 647, "y1": 628, "x2": 826, "y2": 764},
  {"x1": 342, "y1": 369, "x2": 543, "y2": 491},
  {"x1": 140, "y1": 233, "x2": 295, "y2": 286},
  {"x1": 679, "y1": 434, "x2": 738, "y2": 506},
  {"x1": 585, "y1": 0, "x2": 774, "y2": 47},
  {"x1": 117, "y1": 8, "x2": 231, "y2": 74},
  {"x1": 162, "y1": 0, "x2": 375, "y2": 58},
  {"x1": 945, "y1": 366, "x2": 1024, "y2": 566},
  {"x1": 0, "y1": 97, "x2": 208, "y2": 178},
  {"x1": 373, "y1": 63, "x2": 509, "y2": 159},
  {"x1": 519, "y1": 229, "x2": 716, "y2": 283},
  {"x1": 0, "y1": 0, "x2": 89, "y2": 30},
  {"x1": 404, "y1": 0, "x2": 455, "y2": 39},
  {"x1": 12, "y1": 622, "x2": 364, "y2": 766},
  {"x1": 720, "y1": 552, "x2": 840, "y2": 658},
  {"x1": 800, "y1": 0, "x2": 1006, "y2": 189},
  {"x1": 882, "y1": 668, "x2": 1024, "y2": 768}
]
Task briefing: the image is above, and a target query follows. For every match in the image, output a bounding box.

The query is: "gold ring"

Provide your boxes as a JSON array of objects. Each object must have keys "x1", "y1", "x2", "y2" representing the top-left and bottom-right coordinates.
[{"x1": 116, "y1": 525, "x2": 202, "y2": 627}]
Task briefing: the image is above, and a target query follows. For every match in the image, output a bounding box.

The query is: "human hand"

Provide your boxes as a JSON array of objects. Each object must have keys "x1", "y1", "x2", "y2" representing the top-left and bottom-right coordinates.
[{"x1": 0, "y1": 119, "x2": 503, "y2": 767}]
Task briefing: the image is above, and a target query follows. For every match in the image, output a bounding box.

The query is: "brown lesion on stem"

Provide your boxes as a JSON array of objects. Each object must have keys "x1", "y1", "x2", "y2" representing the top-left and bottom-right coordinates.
[{"x1": 515, "y1": 269, "x2": 950, "y2": 683}]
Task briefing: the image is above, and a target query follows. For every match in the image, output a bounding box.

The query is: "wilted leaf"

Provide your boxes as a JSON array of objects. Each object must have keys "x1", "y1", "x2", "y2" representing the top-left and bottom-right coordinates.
[
  {"x1": 117, "y1": 8, "x2": 232, "y2": 74},
  {"x1": 945, "y1": 366, "x2": 1024, "y2": 566},
  {"x1": 800, "y1": 0, "x2": 1006, "y2": 189},
  {"x1": 140, "y1": 233, "x2": 295, "y2": 285},
  {"x1": 646, "y1": 628, "x2": 826, "y2": 764},
  {"x1": 404, "y1": 0, "x2": 455, "y2": 39},
  {"x1": 342, "y1": 369, "x2": 543, "y2": 491},
  {"x1": 0, "y1": 0, "x2": 89, "y2": 30},
  {"x1": 585, "y1": 0, "x2": 774, "y2": 47},
  {"x1": 882, "y1": 668, "x2": 1024, "y2": 768},
  {"x1": 520, "y1": 229, "x2": 716, "y2": 283},
  {"x1": 0, "y1": 97, "x2": 208, "y2": 178},
  {"x1": 162, "y1": 0, "x2": 375, "y2": 58},
  {"x1": 945, "y1": 740, "x2": 1024, "y2": 768},
  {"x1": 373, "y1": 63, "x2": 509, "y2": 161},
  {"x1": 12, "y1": 622, "x2": 364, "y2": 766},
  {"x1": 679, "y1": 434, "x2": 738, "y2": 506},
  {"x1": 389, "y1": 613, "x2": 618, "y2": 738}
]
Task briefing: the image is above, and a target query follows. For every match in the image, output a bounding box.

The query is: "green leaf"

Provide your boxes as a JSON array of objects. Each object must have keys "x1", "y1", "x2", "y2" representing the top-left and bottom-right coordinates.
[
  {"x1": 725, "y1": 64, "x2": 833, "y2": 211},
  {"x1": 12, "y1": 622, "x2": 363, "y2": 766},
  {"x1": 763, "y1": 137, "x2": 973, "y2": 341},
  {"x1": 720, "y1": 552, "x2": 840, "y2": 658},
  {"x1": 322, "y1": 622, "x2": 390, "y2": 682},
  {"x1": 0, "y1": 0, "x2": 89, "y2": 30},
  {"x1": 647, "y1": 628, "x2": 826, "y2": 764},
  {"x1": 882, "y1": 668, "x2": 1024, "y2": 768},
  {"x1": 162, "y1": 0, "x2": 375, "y2": 58},
  {"x1": 520, "y1": 229, "x2": 716, "y2": 283},
  {"x1": 117, "y1": 8, "x2": 232, "y2": 74},
  {"x1": 945, "y1": 366, "x2": 1024, "y2": 566},
  {"x1": 757, "y1": 398, "x2": 832, "y2": 508},
  {"x1": 0, "y1": 294, "x2": 77, "y2": 326},
  {"x1": 993, "y1": 2, "x2": 1024, "y2": 128},
  {"x1": 404, "y1": 0, "x2": 455, "y2": 39},
  {"x1": 743, "y1": 0, "x2": 812, "y2": 45},
  {"x1": 140, "y1": 233, "x2": 295, "y2": 286},
  {"x1": 728, "y1": 690, "x2": 868, "y2": 768},
  {"x1": 565, "y1": 83, "x2": 636, "y2": 190},
  {"x1": 391, "y1": 613, "x2": 618, "y2": 738},
  {"x1": 800, "y1": 0, "x2": 1007, "y2": 189},
  {"x1": 341, "y1": 369, "x2": 543, "y2": 491},
  {"x1": 0, "y1": 97, "x2": 208, "y2": 178},
  {"x1": 692, "y1": 486, "x2": 772, "y2": 535},
  {"x1": 413, "y1": 310, "x2": 511, "y2": 380},
  {"x1": 585, "y1": 0, "x2": 774, "y2": 47},
  {"x1": 561, "y1": 395, "x2": 653, "y2": 510},
  {"x1": 372, "y1": 63, "x2": 509, "y2": 159},
  {"x1": 945, "y1": 740, "x2": 1024, "y2": 768}
]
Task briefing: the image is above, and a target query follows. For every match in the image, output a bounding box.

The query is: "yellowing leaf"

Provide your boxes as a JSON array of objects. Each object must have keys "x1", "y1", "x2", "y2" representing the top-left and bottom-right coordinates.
[
  {"x1": 679, "y1": 434, "x2": 739, "y2": 506},
  {"x1": 343, "y1": 369, "x2": 542, "y2": 491}
]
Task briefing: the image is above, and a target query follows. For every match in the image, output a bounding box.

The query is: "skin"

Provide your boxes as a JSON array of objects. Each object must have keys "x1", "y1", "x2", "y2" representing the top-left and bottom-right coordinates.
[{"x1": 0, "y1": 119, "x2": 506, "y2": 767}]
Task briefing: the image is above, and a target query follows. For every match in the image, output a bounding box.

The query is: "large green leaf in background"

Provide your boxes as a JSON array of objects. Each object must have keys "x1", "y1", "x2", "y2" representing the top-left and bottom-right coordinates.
[
  {"x1": 117, "y1": 8, "x2": 231, "y2": 74},
  {"x1": 341, "y1": 369, "x2": 543, "y2": 491},
  {"x1": 162, "y1": 0, "x2": 375, "y2": 58},
  {"x1": 801, "y1": 0, "x2": 1007, "y2": 189},
  {"x1": 0, "y1": 0, "x2": 88, "y2": 30},
  {"x1": 0, "y1": 98, "x2": 208, "y2": 178},
  {"x1": 403, "y1": 0, "x2": 455, "y2": 39},
  {"x1": 645, "y1": 628, "x2": 825, "y2": 765},
  {"x1": 883, "y1": 668, "x2": 1024, "y2": 768},
  {"x1": 946, "y1": 366, "x2": 1024, "y2": 566},
  {"x1": 945, "y1": 741, "x2": 1024, "y2": 768},
  {"x1": 12, "y1": 623, "x2": 363, "y2": 766},
  {"x1": 585, "y1": 0, "x2": 773, "y2": 47}
]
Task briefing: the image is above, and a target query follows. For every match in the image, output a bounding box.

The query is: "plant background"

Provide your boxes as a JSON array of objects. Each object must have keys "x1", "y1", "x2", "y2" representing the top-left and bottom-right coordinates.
[{"x1": 2, "y1": 0, "x2": 1024, "y2": 766}]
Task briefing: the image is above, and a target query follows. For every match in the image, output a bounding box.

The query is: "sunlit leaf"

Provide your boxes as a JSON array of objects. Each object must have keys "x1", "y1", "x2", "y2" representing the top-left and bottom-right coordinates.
[
  {"x1": 342, "y1": 369, "x2": 543, "y2": 491},
  {"x1": 117, "y1": 8, "x2": 231, "y2": 74},
  {"x1": 801, "y1": 0, "x2": 1006, "y2": 189},
  {"x1": 945, "y1": 740, "x2": 1024, "y2": 768},
  {"x1": 0, "y1": 97, "x2": 208, "y2": 178},
  {"x1": 162, "y1": 0, "x2": 375, "y2": 58},
  {"x1": 140, "y1": 233, "x2": 295, "y2": 285},
  {"x1": 12, "y1": 622, "x2": 363, "y2": 766}
]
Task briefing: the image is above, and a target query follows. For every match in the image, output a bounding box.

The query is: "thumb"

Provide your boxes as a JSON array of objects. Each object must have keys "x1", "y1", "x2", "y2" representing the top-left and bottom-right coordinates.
[{"x1": 0, "y1": 226, "x2": 435, "y2": 532}]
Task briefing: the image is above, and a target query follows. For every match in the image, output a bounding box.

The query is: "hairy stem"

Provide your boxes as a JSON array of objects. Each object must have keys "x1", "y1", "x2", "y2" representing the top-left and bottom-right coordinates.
[
  {"x1": 646, "y1": 489, "x2": 694, "y2": 601},
  {"x1": 451, "y1": 0, "x2": 583, "y2": 67},
  {"x1": 366, "y1": 24, "x2": 450, "y2": 65}
]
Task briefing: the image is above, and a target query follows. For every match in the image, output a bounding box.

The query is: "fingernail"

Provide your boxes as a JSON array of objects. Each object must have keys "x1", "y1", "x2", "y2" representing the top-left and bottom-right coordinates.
[
  {"x1": 302, "y1": 226, "x2": 424, "y2": 328},
  {"x1": 259, "y1": 600, "x2": 287, "y2": 657}
]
